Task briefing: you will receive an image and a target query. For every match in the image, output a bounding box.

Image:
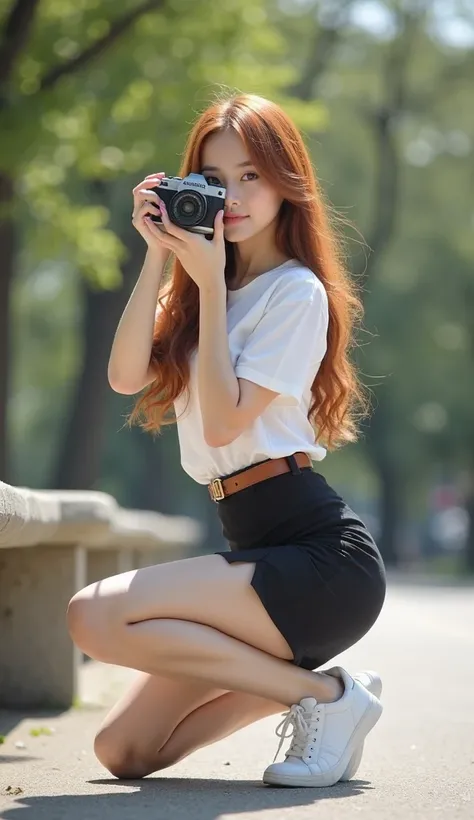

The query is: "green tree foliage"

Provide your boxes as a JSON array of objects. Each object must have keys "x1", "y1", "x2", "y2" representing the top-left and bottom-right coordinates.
[{"x1": 3, "y1": 0, "x2": 323, "y2": 286}]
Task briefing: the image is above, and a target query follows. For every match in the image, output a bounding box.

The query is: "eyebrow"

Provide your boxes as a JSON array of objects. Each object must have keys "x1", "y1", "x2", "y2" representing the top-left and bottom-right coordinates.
[{"x1": 200, "y1": 160, "x2": 254, "y2": 172}]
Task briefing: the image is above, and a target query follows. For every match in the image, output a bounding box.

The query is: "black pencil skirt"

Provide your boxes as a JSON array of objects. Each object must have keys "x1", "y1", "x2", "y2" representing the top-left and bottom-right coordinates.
[{"x1": 214, "y1": 454, "x2": 386, "y2": 671}]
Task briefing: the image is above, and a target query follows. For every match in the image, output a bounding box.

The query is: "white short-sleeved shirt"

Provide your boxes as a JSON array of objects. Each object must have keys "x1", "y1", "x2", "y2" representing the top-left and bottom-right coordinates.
[{"x1": 173, "y1": 258, "x2": 329, "y2": 485}]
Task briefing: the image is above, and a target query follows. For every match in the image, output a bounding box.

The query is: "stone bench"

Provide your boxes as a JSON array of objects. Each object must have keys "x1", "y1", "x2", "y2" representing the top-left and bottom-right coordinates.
[{"x1": 0, "y1": 480, "x2": 204, "y2": 709}]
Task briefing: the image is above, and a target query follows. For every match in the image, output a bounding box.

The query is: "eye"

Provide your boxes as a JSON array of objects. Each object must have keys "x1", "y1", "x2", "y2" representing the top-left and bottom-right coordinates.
[{"x1": 204, "y1": 172, "x2": 258, "y2": 186}]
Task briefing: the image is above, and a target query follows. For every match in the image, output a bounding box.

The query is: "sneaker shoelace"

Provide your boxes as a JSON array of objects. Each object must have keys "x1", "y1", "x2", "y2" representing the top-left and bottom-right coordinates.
[{"x1": 273, "y1": 704, "x2": 322, "y2": 763}]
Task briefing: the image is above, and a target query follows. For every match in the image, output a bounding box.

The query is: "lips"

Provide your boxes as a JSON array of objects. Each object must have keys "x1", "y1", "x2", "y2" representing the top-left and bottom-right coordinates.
[{"x1": 223, "y1": 215, "x2": 248, "y2": 222}]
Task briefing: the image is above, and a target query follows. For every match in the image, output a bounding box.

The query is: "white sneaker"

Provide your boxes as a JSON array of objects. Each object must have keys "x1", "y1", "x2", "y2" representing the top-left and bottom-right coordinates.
[
  {"x1": 338, "y1": 670, "x2": 382, "y2": 781},
  {"x1": 262, "y1": 666, "x2": 382, "y2": 788}
]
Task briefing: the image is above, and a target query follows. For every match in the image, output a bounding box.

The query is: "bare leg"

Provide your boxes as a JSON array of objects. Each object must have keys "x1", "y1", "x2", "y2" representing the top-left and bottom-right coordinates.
[
  {"x1": 150, "y1": 690, "x2": 286, "y2": 773},
  {"x1": 84, "y1": 555, "x2": 299, "y2": 778},
  {"x1": 94, "y1": 671, "x2": 285, "y2": 779},
  {"x1": 119, "y1": 616, "x2": 341, "y2": 706},
  {"x1": 94, "y1": 671, "x2": 227, "y2": 777},
  {"x1": 68, "y1": 555, "x2": 342, "y2": 708}
]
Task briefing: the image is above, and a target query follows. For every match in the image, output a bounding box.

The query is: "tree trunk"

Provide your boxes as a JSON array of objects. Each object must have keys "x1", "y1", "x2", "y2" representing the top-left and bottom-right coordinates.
[
  {"x1": 372, "y1": 449, "x2": 402, "y2": 567},
  {"x1": 50, "y1": 215, "x2": 144, "y2": 490},
  {"x1": 364, "y1": 386, "x2": 403, "y2": 567},
  {"x1": 0, "y1": 172, "x2": 16, "y2": 482},
  {"x1": 291, "y1": 11, "x2": 411, "y2": 567},
  {"x1": 131, "y1": 424, "x2": 175, "y2": 513}
]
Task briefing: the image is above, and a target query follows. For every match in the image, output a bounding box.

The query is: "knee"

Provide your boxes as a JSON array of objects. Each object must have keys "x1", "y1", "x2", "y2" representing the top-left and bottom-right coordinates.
[
  {"x1": 67, "y1": 588, "x2": 111, "y2": 660},
  {"x1": 94, "y1": 729, "x2": 145, "y2": 779},
  {"x1": 67, "y1": 589, "x2": 93, "y2": 647},
  {"x1": 94, "y1": 729, "x2": 173, "y2": 779}
]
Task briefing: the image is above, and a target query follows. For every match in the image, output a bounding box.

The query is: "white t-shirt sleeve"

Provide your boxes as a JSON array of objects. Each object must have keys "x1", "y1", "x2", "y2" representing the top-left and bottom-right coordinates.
[{"x1": 234, "y1": 275, "x2": 329, "y2": 404}]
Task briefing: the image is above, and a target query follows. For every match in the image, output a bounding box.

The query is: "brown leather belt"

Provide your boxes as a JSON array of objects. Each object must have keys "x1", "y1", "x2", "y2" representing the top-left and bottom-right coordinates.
[{"x1": 208, "y1": 452, "x2": 312, "y2": 502}]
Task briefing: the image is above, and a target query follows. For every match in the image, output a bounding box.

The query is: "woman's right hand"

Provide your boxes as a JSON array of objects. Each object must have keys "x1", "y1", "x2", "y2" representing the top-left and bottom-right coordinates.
[{"x1": 132, "y1": 172, "x2": 172, "y2": 264}]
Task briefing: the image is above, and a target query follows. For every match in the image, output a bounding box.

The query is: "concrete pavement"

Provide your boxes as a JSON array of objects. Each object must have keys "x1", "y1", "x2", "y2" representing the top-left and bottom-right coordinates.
[{"x1": 1, "y1": 577, "x2": 473, "y2": 819}]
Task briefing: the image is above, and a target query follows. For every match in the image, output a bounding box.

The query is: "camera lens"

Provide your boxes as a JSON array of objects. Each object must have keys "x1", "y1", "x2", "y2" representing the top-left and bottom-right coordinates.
[{"x1": 171, "y1": 190, "x2": 207, "y2": 227}]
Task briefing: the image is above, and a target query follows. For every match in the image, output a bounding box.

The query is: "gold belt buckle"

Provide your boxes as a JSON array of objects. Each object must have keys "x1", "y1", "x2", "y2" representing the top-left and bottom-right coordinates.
[{"x1": 209, "y1": 477, "x2": 225, "y2": 502}]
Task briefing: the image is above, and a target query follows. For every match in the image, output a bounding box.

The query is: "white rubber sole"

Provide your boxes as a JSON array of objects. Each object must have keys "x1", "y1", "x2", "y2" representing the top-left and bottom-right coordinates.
[
  {"x1": 340, "y1": 671, "x2": 382, "y2": 782},
  {"x1": 262, "y1": 690, "x2": 383, "y2": 788}
]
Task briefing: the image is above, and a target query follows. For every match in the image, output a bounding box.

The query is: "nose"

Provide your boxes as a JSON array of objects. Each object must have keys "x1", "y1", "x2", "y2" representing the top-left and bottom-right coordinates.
[{"x1": 224, "y1": 186, "x2": 240, "y2": 210}]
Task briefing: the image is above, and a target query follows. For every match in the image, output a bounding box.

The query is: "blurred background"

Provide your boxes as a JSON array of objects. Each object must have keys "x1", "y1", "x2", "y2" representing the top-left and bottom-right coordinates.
[{"x1": 1, "y1": 0, "x2": 473, "y2": 575}]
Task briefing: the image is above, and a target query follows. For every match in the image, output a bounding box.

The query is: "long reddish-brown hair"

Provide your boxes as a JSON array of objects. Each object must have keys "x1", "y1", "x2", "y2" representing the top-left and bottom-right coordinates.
[{"x1": 127, "y1": 92, "x2": 372, "y2": 451}]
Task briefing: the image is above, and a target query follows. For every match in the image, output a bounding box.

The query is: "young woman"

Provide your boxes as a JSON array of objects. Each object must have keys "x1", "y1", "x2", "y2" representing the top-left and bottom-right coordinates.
[{"x1": 67, "y1": 92, "x2": 386, "y2": 788}]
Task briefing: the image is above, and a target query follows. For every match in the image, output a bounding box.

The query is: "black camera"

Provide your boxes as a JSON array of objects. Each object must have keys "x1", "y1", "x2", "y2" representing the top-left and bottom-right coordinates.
[{"x1": 149, "y1": 173, "x2": 226, "y2": 237}]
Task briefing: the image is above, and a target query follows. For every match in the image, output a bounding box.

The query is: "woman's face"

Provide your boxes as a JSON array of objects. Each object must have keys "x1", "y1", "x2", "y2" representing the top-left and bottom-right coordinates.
[{"x1": 200, "y1": 129, "x2": 283, "y2": 244}]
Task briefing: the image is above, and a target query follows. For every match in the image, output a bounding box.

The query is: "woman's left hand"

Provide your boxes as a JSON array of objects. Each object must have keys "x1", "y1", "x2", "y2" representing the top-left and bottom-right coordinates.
[{"x1": 144, "y1": 200, "x2": 226, "y2": 291}]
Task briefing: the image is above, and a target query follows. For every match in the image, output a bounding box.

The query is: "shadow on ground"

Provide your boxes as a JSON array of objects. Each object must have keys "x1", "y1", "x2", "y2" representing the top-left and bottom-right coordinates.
[{"x1": 1, "y1": 777, "x2": 374, "y2": 820}]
